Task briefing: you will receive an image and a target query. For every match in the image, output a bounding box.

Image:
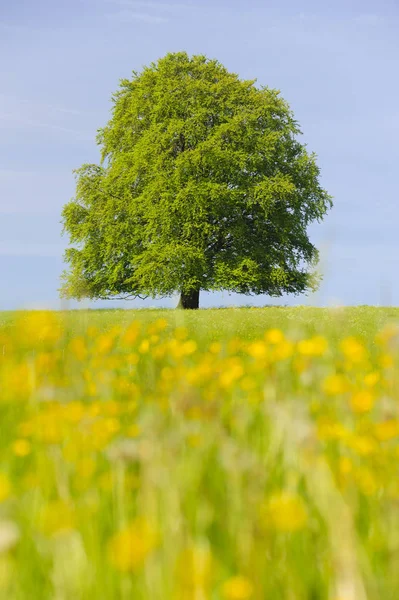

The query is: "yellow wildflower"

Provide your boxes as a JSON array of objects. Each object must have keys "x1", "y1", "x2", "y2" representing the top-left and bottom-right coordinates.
[
  {"x1": 138, "y1": 339, "x2": 150, "y2": 354},
  {"x1": 364, "y1": 371, "x2": 380, "y2": 387},
  {"x1": 0, "y1": 475, "x2": 11, "y2": 503},
  {"x1": 209, "y1": 341, "x2": 222, "y2": 354},
  {"x1": 273, "y1": 340, "x2": 294, "y2": 361},
  {"x1": 347, "y1": 435, "x2": 377, "y2": 456},
  {"x1": 350, "y1": 390, "x2": 375, "y2": 414},
  {"x1": 69, "y1": 337, "x2": 87, "y2": 361},
  {"x1": 222, "y1": 575, "x2": 254, "y2": 600},
  {"x1": 262, "y1": 492, "x2": 308, "y2": 533},
  {"x1": 338, "y1": 456, "x2": 353, "y2": 475},
  {"x1": 175, "y1": 544, "x2": 213, "y2": 593},
  {"x1": 96, "y1": 334, "x2": 114, "y2": 355},
  {"x1": 340, "y1": 337, "x2": 367, "y2": 363},
  {"x1": 247, "y1": 341, "x2": 268, "y2": 360},
  {"x1": 374, "y1": 419, "x2": 399, "y2": 441},
  {"x1": 38, "y1": 501, "x2": 76, "y2": 536},
  {"x1": 12, "y1": 439, "x2": 31, "y2": 457},
  {"x1": 322, "y1": 373, "x2": 349, "y2": 395},
  {"x1": 17, "y1": 311, "x2": 63, "y2": 345},
  {"x1": 297, "y1": 336, "x2": 328, "y2": 357},
  {"x1": 75, "y1": 457, "x2": 96, "y2": 479},
  {"x1": 121, "y1": 321, "x2": 141, "y2": 345},
  {"x1": 102, "y1": 400, "x2": 122, "y2": 417},
  {"x1": 64, "y1": 401, "x2": 85, "y2": 423},
  {"x1": 317, "y1": 420, "x2": 348, "y2": 441},
  {"x1": 265, "y1": 329, "x2": 284, "y2": 344},
  {"x1": 220, "y1": 359, "x2": 244, "y2": 388},
  {"x1": 107, "y1": 518, "x2": 158, "y2": 573},
  {"x1": 153, "y1": 317, "x2": 168, "y2": 332},
  {"x1": 181, "y1": 340, "x2": 197, "y2": 356},
  {"x1": 380, "y1": 354, "x2": 394, "y2": 369}
]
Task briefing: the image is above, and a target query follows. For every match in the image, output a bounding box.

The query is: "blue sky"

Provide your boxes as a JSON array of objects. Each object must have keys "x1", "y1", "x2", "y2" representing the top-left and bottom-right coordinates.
[{"x1": 1, "y1": 0, "x2": 398, "y2": 310}]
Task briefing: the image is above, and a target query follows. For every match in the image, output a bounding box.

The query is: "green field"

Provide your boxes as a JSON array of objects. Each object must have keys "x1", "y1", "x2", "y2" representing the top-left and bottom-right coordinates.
[
  {"x1": 1, "y1": 306, "x2": 399, "y2": 599},
  {"x1": 3, "y1": 305, "x2": 399, "y2": 341}
]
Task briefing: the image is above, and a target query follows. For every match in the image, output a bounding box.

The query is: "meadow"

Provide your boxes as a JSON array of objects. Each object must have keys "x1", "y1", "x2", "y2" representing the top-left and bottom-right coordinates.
[{"x1": 2, "y1": 306, "x2": 399, "y2": 599}]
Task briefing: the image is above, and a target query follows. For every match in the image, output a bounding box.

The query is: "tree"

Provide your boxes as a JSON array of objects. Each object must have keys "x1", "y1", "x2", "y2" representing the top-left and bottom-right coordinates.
[{"x1": 61, "y1": 52, "x2": 332, "y2": 309}]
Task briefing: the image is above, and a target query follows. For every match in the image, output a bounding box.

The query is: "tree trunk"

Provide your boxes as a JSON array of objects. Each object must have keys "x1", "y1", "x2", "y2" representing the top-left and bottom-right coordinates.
[{"x1": 177, "y1": 289, "x2": 200, "y2": 309}]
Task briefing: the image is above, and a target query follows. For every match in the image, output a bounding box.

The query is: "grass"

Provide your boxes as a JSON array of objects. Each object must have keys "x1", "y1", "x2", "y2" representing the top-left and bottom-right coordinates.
[{"x1": 1, "y1": 306, "x2": 399, "y2": 598}]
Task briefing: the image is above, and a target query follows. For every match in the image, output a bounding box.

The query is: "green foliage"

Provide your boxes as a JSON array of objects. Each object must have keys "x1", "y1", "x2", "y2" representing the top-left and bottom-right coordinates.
[{"x1": 61, "y1": 52, "x2": 332, "y2": 304}]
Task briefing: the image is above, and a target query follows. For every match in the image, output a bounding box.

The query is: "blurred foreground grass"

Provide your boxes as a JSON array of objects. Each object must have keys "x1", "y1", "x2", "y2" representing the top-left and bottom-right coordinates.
[{"x1": 1, "y1": 306, "x2": 399, "y2": 598}]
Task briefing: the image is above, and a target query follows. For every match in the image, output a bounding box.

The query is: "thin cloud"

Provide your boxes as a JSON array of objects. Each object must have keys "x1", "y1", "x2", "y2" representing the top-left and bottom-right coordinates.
[
  {"x1": 0, "y1": 113, "x2": 91, "y2": 140},
  {"x1": 106, "y1": 10, "x2": 169, "y2": 23},
  {"x1": 353, "y1": 14, "x2": 384, "y2": 26},
  {"x1": 0, "y1": 21, "x2": 32, "y2": 33},
  {"x1": 104, "y1": 0, "x2": 192, "y2": 10},
  {"x1": 0, "y1": 242, "x2": 65, "y2": 258},
  {"x1": 0, "y1": 93, "x2": 82, "y2": 116}
]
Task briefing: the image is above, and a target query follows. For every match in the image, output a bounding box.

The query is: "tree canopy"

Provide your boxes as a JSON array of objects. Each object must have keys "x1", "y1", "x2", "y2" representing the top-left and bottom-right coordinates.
[{"x1": 61, "y1": 52, "x2": 332, "y2": 308}]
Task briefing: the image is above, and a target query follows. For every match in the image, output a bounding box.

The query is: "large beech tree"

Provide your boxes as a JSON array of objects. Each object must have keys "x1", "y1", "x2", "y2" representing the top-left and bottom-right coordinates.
[{"x1": 61, "y1": 52, "x2": 332, "y2": 309}]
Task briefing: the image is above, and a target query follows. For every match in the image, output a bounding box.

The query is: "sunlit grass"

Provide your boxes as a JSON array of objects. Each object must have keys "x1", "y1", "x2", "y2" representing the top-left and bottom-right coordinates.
[{"x1": 1, "y1": 307, "x2": 399, "y2": 598}]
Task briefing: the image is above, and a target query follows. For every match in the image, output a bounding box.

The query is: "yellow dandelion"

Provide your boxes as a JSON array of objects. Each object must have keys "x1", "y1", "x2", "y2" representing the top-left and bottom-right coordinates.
[
  {"x1": 340, "y1": 336, "x2": 367, "y2": 363},
  {"x1": 181, "y1": 340, "x2": 197, "y2": 356},
  {"x1": 121, "y1": 321, "x2": 141, "y2": 345},
  {"x1": 38, "y1": 500, "x2": 76, "y2": 536},
  {"x1": 107, "y1": 518, "x2": 158, "y2": 573},
  {"x1": 347, "y1": 435, "x2": 377, "y2": 456},
  {"x1": 350, "y1": 390, "x2": 375, "y2": 414},
  {"x1": 322, "y1": 373, "x2": 349, "y2": 395},
  {"x1": 338, "y1": 456, "x2": 353, "y2": 476},
  {"x1": 265, "y1": 329, "x2": 284, "y2": 344},
  {"x1": 69, "y1": 337, "x2": 87, "y2": 361},
  {"x1": 247, "y1": 341, "x2": 268, "y2": 360},
  {"x1": 102, "y1": 400, "x2": 122, "y2": 417},
  {"x1": 363, "y1": 371, "x2": 380, "y2": 387},
  {"x1": 176, "y1": 544, "x2": 213, "y2": 592},
  {"x1": 17, "y1": 311, "x2": 63, "y2": 345},
  {"x1": 209, "y1": 341, "x2": 222, "y2": 354},
  {"x1": 262, "y1": 492, "x2": 308, "y2": 533},
  {"x1": 153, "y1": 317, "x2": 168, "y2": 332},
  {"x1": 96, "y1": 334, "x2": 114, "y2": 355},
  {"x1": 0, "y1": 474, "x2": 11, "y2": 503},
  {"x1": 12, "y1": 439, "x2": 31, "y2": 457},
  {"x1": 64, "y1": 401, "x2": 85, "y2": 423},
  {"x1": 222, "y1": 575, "x2": 254, "y2": 600},
  {"x1": 317, "y1": 420, "x2": 348, "y2": 441},
  {"x1": 219, "y1": 360, "x2": 244, "y2": 388},
  {"x1": 374, "y1": 419, "x2": 399, "y2": 441},
  {"x1": 138, "y1": 339, "x2": 150, "y2": 354},
  {"x1": 75, "y1": 457, "x2": 96, "y2": 479},
  {"x1": 297, "y1": 336, "x2": 328, "y2": 357},
  {"x1": 273, "y1": 340, "x2": 294, "y2": 361},
  {"x1": 380, "y1": 353, "x2": 394, "y2": 369}
]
